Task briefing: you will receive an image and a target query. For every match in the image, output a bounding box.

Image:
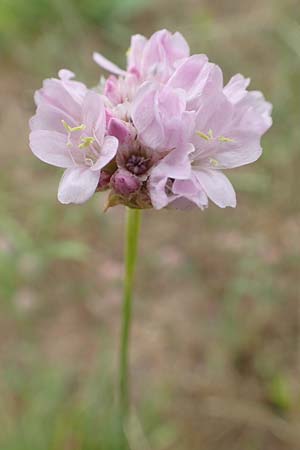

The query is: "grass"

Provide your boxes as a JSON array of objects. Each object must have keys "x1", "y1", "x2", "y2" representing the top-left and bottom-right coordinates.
[{"x1": 0, "y1": 354, "x2": 175, "y2": 450}]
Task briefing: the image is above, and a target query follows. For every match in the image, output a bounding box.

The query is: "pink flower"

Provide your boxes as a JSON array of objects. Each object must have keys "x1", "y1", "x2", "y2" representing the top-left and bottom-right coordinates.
[
  {"x1": 29, "y1": 30, "x2": 272, "y2": 210},
  {"x1": 150, "y1": 74, "x2": 272, "y2": 209},
  {"x1": 29, "y1": 70, "x2": 118, "y2": 204}
]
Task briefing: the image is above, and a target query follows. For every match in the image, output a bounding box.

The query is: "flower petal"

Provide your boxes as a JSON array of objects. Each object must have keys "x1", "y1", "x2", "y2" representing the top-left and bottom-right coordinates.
[
  {"x1": 172, "y1": 178, "x2": 208, "y2": 209},
  {"x1": 223, "y1": 74, "x2": 251, "y2": 104},
  {"x1": 93, "y1": 52, "x2": 126, "y2": 76},
  {"x1": 58, "y1": 69, "x2": 76, "y2": 81},
  {"x1": 58, "y1": 167, "x2": 100, "y2": 204},
  {"x1": 193, "y1": 169, "x2": 236, "y2": 208},
  {"x1": 212, "y1": 134, "x2": 263, "y2": 169},
  {"x1": 148, "y1": 174, "x2": 171, "y2": 210},
  {"x1": 82, "y1": 91, "x2": 105, "y2": 142},
  {"x1": 127, "y1": 34, "x2": 147, "y2": 73},
  {"x1": 34, "y1": 76, "x2": 86, "y2": 123},
  {"x1": 29, "y1": 103, "x2": 77, "y2": 133},
  {"x1": 29, "y1": 130, "x2": 73, "y2": 168},
  {"x1": 154, "y1": 144, "x2": 193, "y2": 179},
  {"x1": 91, "y1": 136, "x2": 119, "y2": 171}
]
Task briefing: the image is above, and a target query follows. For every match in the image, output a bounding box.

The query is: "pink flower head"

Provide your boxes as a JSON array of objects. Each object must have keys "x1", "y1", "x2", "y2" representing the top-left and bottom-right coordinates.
[{"x1": 29, "y1": 31, "x2": 272, "y2": 210}]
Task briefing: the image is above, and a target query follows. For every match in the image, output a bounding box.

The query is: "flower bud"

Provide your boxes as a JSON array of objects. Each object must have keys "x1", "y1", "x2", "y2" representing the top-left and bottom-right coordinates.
[
  {"x1": 107, "y1": 117, "x2": 130, "y2": 144},
  {"x1": 111, "y1": 169, "x2": 141, "y2": 196}
]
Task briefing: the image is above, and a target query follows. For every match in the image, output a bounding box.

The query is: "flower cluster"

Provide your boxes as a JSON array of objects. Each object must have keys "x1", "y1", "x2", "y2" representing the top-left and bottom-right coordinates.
[{"x1": 29, "y1": 29, "x2": 272, "y2": 210}]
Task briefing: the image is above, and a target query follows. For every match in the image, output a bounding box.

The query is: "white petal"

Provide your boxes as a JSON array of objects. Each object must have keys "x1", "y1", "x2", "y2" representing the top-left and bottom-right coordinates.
[
  {"x1": 93, "y1": 52, "x2": 126, "y2": 76},
  {"x1": 82, "y1": 91, "x2": 105, "y2": 142},
  {"x1": 194, "y1": 169, "x2": 236, "y2": 208},
  {"x1": 57, "y1": 167, "x2": 99, "y2": 204},
  {"x1": 91, "y1": 136, "x2": 119, "y2": 171},
  {"x1": 30, "y1": 130, "x2": 73, "y2": 168}
]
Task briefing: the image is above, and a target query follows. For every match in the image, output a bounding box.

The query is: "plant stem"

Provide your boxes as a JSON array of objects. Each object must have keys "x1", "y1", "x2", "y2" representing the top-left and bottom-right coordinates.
[{"x1": 119, "y1": 207, "x2": 141, "y2": 428}]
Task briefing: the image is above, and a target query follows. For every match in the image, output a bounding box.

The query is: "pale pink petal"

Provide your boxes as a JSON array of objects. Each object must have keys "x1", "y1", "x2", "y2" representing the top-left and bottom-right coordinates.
[
  {"x1": 132, "y1": 82, "x2": 195, "y2": 150},
  {"x1": 29, "y1": 130, "x2": 73, "y2": 168},
  {"x1": 58, "y1": 167, "x2": 100, "y2": 204},
  {"x1": 91, "y1": 136, "x2": 119, "y2": 171},
  {"x1": 170, "y1": 32, "x2": 190, "y2": 60},
  {"x1": 140, "y1": 30, "x2": 189, "y2": 82},
  {"x1": 104, "y1": 76, "x2": 122, "y2": 105},
  {"x1": 193, "y1": 169, "x2": 236, "y2": 208},
  {"x1": 153, "y1": 144, "x2": 193, "y2": 180},
  {"x1": 172, "y1": 178, "x2": 199, "y2": 196},
  {"x1": 172, "y1": 178, "x2": 208, "y2": 209},
  {"x1": 148, "y1": 174, "x2": 171, "y2": 210},
  {"x1": 131, "y1": 82, "x2": 157, "y2": 133},
  {"x1": 131, "y1": 83, "x2": 165, "y2": 149},
  {"x1": 158, "y1": 85, "x2": 186, "y2": 117},
  {"x1": 212, "y1": 134, "x2": 263, "y2": 168},
  {"x1": 237, "y1": 91, "x2": 273, "y2": 134},
  {"x1": 163, "y1": 110, "x2": 196, "y2": 149},
  {"x1": 82, "y1": 91, "x2": 105, "y2": 142},
  {"x1": 127, "y1": 34, "x2": 147, "y2": 73},
  {"x1": 29, "y1": 103, "x2": 77, "y2": 133},
  {"x1": 167, "y1": 54, "x2": 209, "y2": 94},
  {"x1": 58, "y1": 69, "x2": 76, "y2": 80},
  {"x1": 223, "y1": 74, "x2": 250, "y2": 103},
  {"x1": 93, "y1": 52, "x2": 126, "y2": 76},
  {"x1": 167, "y1": 197, "x2": 198, "y2": 210},
  {"x1": 35, "y1": 78, "x2": 85, "y2": 122},
  {"x1": 194, "y1": 91, "x2": 234, "y2": 138}
]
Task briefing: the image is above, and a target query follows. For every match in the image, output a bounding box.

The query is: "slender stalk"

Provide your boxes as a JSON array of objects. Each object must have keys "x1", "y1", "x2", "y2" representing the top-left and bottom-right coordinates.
[{"x1": 119, "y1": 207, "x2": 141, "y2": 427}]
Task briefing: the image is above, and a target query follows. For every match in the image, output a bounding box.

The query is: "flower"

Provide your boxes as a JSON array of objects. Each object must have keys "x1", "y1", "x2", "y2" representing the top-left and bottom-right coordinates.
[
  {"x1": 29, "y1": 30, "x2": 272, "y2": 210},
  {"x1": 30, "y1": 70, "x2": 118, "y2": 204}
]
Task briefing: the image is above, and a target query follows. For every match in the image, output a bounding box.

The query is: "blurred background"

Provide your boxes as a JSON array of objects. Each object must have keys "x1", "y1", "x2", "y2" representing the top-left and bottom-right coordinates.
[{"x1": 0, "y1": 0, "x2": 300, "y2": 448}]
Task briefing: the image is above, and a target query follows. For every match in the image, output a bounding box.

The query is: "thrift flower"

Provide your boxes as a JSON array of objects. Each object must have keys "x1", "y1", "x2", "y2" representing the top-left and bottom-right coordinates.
[
  {"x1": 29, "y1": 30, "x2": 272, "y2": 210},
  {"x1": 30, "y1": 70, "x2": 118, "y2": 204}
]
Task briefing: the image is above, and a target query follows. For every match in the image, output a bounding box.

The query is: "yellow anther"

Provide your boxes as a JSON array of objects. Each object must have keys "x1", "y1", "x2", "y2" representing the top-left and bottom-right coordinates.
[
  {"x1": 209, "y1": 158, "x2": 219, "y2": 167},
  {"x1": 126, "y1": 47, "x2": 131, "y2": 56},
  {"x1": 61, "y1": 120, "x2": 86, "y2": 133},
  {"x1": 196, "y1": 131, "x2": 210, "y2": 141},
  {"x1": 196, "y1": 129, "x2": 214, "y2": 141},
  {"x1": 79, "y1": 136, "x2": 95, "y2": 149},
  {"x1": 208, "y1": 129, "x2": 214, "y2": 139},
  {"x1": 218, "y1": 136, "x2": 235, "y2": 143}
]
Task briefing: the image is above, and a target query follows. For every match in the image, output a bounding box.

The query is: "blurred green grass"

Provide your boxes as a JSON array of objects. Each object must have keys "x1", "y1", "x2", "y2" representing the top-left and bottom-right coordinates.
[
  {"x1": 0, "y1": 0, "x2": 300, "y2": 449},
  {"x1": 0, "y1": 358, "x2": 175, "y2": 450}
]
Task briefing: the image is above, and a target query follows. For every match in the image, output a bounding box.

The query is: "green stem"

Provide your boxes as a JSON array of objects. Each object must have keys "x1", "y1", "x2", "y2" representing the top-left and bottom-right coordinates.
[{"x1": 119, "y1": 208, "x2": 141, "y2": 427}]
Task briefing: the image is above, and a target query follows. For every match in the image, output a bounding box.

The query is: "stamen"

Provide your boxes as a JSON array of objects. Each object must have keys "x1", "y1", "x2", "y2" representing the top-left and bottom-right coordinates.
[
  {"x1": 79, "y1": 136, "x2": 96, "y2": 149},
  {"x1": 85, "y1": 157, "x2": 94, "y2": 167},
  {"x1": 61, "y1": 120, "x2": 86, "y2": 133},
  {"x1": 209, "y1": 158, "x2": 219, "y2": 167},
  {"x1": 196, "y1": 130, "x2": 214, "y2": 141},
  {"x1": 218, "y1": 136, "x2": 235, "y2": 143},
  {"x1": 208, "y1": 129, "x2": 214, "y2": 139}
]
